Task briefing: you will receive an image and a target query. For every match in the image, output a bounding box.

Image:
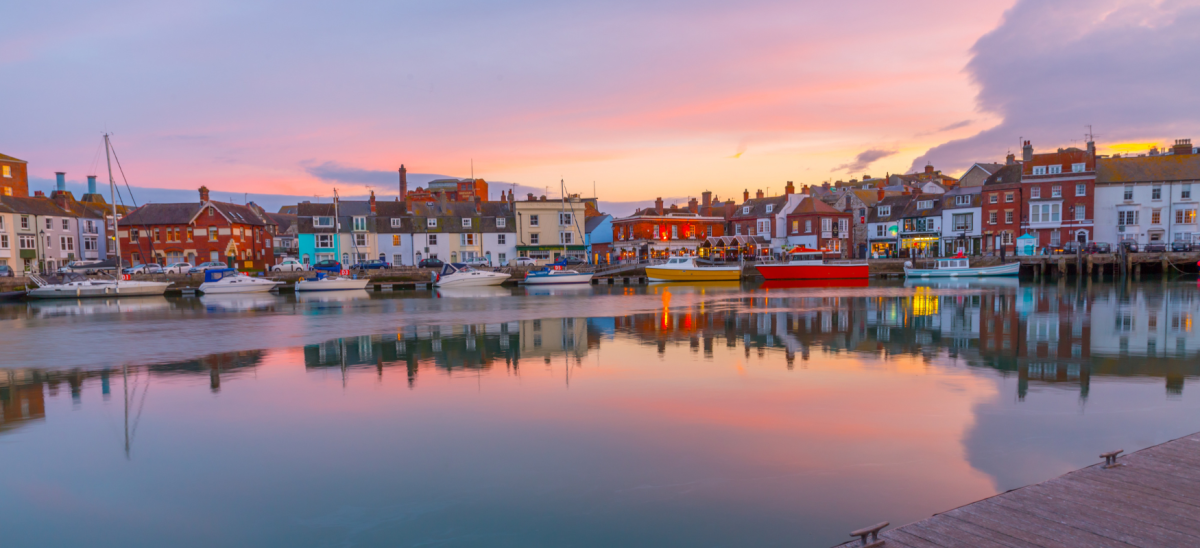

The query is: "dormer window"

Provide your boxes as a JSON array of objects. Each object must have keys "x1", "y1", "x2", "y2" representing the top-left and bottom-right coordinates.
[
  {"x1": 314, "y1": 216, "x2": 333, "y2": 228},
  {"x1": 353, "y1": 216, "x2": 367, "y2": 231},
  {"x1": 918, "y1": 200, "x2": 932, "y2": 210},
  {"x1": 955, "y1": 195, "x2": 971, "y2": 206},
  {"x1": 496, "y1": 218, "x2": 506, "y2": 228},
  {"x1": 1072, "y1": 163, "x2": 1086, "y2": 173},
  {"x1": 765, "y1": 204, "x2": 774, "y2": 213},
  {"x1": 208, "y1": 206, "x2": 215, "y2": 217},
  {"x1": 426, "y1": 218, "x2": 437, "y2": 228},
  {"x1": 390, "y1": 218, "x2": 403, "y2": 228},
  {"x1": 1048, "y1": 165, "x2": 1062, "y2": 175},
  {"x1": 462, "y1": 218, "x2": 472, "y2": 228},
  {"x1": 877, "y1": 206, "x2": 890, "y2": 217},
  {"x1": 742, "y1": 206, "x2": 750, "y2": 215},
  {"x1": 1032, "y1": 166, "x2": 1047, "y2": 176}
]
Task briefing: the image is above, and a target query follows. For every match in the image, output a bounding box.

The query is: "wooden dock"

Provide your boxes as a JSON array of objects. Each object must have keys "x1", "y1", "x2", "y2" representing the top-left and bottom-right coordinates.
[{"x1": 835, "y1": 432, "x2": 1200, "y2": 548}]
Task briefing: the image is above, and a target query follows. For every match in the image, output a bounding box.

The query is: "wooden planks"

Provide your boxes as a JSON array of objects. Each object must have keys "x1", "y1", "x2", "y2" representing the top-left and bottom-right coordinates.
[{"x1": 834, "y1": 433, "x2": 1200, "y2": 548}]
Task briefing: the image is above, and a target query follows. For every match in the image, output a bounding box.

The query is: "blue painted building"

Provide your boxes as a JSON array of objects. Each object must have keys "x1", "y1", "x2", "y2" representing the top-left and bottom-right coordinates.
[{"x1": 584, "y1": 214, "x2": 613, "y2": 264}]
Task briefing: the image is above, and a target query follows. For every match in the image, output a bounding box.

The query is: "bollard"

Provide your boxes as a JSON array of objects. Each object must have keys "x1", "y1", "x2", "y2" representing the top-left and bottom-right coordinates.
[
  {"x1": 849, "y1": 522, "x2": 888, "y2": 547},
  {"x1": 1101, "y1": 449, "x2": 1124, "y2": 468}
]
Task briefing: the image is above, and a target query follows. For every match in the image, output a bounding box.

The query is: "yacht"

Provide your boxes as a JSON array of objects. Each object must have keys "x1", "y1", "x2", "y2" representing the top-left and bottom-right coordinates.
[
  {"x1": 645, "y1": 257, "x2": 741, "y2": 282},
  {"x1": 522, "y1": 262, "x2": 593, "y2": 285},
  {"x1": 26, "y1": 275, "x2": 170, "y2": 299},
  {"x1": 904, "y1": 254, "x2": 1021, "y2": 278},
  {"x1": 755, "y1": 247, "x2": 868, "y2": 280},
  {"x1": 295, "y1": 272, "x2": 371, "y2": 292},
  {"x1": 197, "y1": 269, "x2": 280, "y2": 294},
  {"x1": 434, "y1": 263, "x2": 510, "y2": 288}
]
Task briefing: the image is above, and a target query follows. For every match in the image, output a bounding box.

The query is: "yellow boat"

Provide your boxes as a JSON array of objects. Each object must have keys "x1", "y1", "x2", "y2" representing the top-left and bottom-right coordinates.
[{"x1": 645, "y1": 257, "x2": 742, "y2": 282}]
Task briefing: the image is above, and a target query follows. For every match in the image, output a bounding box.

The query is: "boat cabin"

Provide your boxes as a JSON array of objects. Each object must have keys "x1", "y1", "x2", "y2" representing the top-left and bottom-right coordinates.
[
  {"x1": 935, "y1": 257, "x2": 971, "y2": 269},
  {"x1": 663, "y1": 257, "x2": 695, "y2": 266},
  {"x1": 203, "y1": 268, "x2": 239, "y2": 283},
  {"x1": 784, "y1": 247, "x2": 830, "y2": 264}
]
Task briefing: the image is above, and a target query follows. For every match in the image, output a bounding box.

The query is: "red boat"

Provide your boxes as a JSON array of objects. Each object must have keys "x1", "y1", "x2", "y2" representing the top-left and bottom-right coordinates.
[{"x1": 755, "y1": 247, "x2": 869, "y2": 280}]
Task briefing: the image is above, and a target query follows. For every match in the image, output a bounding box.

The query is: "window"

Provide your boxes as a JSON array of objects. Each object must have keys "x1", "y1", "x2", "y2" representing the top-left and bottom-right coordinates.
[
  {"x1": 130, "y1": 229, "x2": 139, "y2": 243},
  {"x1": 670, "y1": 225, "x2": 678, "y2": 239},
  {"x1": 953, "y1": 213, "x2": 972, "y2": 231},
  {"x1": 354, "y1": 233, "x2": 367, "y2": 246},
  {"x1": 955, "y1": 195, "x2": 971, "y2": 206},
  {"x1": 653, "y1": 225, "x2": 661, "y2": 239},
  {"x1": 1183, "y1": 184, "x2": 1192, "y2": 199},
  {"x1": 497, "y1": 234, "x2": 506, "y2": 245},
  {"x1": 460, "y1": 234, "x2": 476, "y2": 245},
  {"x1": 1051, "y1": 185, "x2": 1061, "y2": 198},
  {"x1": 735, "y1": 224, "x2": 742, "y2": 235},
  {"x1": 426, "y1": 218, "x2": 437, "y2": 228},
  {"x1": 20, "y1": 216, "x2": 28, "y2": 230},
  {"x1": 19, "y1": 235, "x2": 35, "y2": 249},
  {"x1": 742, "y1": 206, "x2": 750, "y2": 215},
  {"x1": 316, "y1": 234, "x2": 334, "y2": 248},
  {"x1": 1032, "y1": 166, "x2": 1047, "y2": 176},
  {"x1": 428, "y1": 234, "x2": 438, "y2": 245},
  {"x1": 706, "y1": 226, "x2": 712, "y2": 237},
  {"x1": 875, "y1": 225, "x2": 884, "y2": 237},
  {"x1": 1005, "y1": 192, "x2": 1014, "y2": 203},
  {"x1": 989, "y1": 211, "x2": 998, "y2": 224},
  {"x1": 1152, "y1": 186, "x2": 1162, "y2": 200},
  {"x1": 805, "y1": 220, "x2": 812, "y2": 233},
  {"x1": 45, "y1": 218, "x2": 52, "y2": 230},
  {"x1": 989, "y1": 194, "x2": 998, "y2": 204},
  {"x1": 62, "y1": 219, "x2": 69, "y2": 230},
  {"x1": 559, "y1": 213, "x2": 572, "y2": 226},
  {"x1": 497, "y1": 218, "x2": 506, "y2": 228},
  {"x1": 560, "y1": 231, "x2": 574, "y2": 244},
  {"x1": 821, "y1": 218, "x2": 832, "y2": 232},
  {"x1": 1072, "y1": 163, "x2": 1086, "y2": 173},
  {"x1": 1177, "y1": 209, "x2": 1197, "y2": 224},
  {"x1": 877, "y1": 206, "x2": 891, "y2": 217},
  {"x1": 498, "y1": 252, "x2": 507, "y2": 264},
  {"x1": 1076, "y1": 184, "x2": 1086, "y2": 196},
  {"x1": 1030, "y1": 187, "x2": 1041, "y2": 199},
  {"x1": 765, "y1": 204, "x2": 774, "y2": 213},
  {"x1": 0, "y1": 235, "x2": 7, "y2": 249},
  {"x1": 529, "y1": 215, "x2": 539, "y2": 227},
  {"x1": 1124, "y1": 186, "x2": 1134, "y2": 200},
  {"x1": 1051, "y1": 231, "x2": 1061, "y2": 246},
  {"x1": 1002, "y1": 232, "x2": 1014, "y2": 245},
  {"x1": 314, "y1": 216, "x2": 333, "y2": 228},
  {"x1": 207, "y1": 207, "x2": 214, "y2": 217},
  {"x1": 1075, "y1": 205, "x2": 1086, "y2": 221},
  {"x1": 1118, "y1": 210, "x2": 1139, "y2": 226},
  {"x1": 353, "y1": 216, "x2": 366, "y2": 231},
  {"x1": 390, "y1": 218, "x2": 403, "y2": 228},
  {"x1": 1, "y1": 166, "x2": 8, "y2": 177},
  {"x1": 1005, "y1": 211, "x2": 1014, "y2": 224},
  {"x1": 1048, "y1": 165, "x2": 1062, "y2": 174},
  {"x1": 530, "y1": 233, "x2": 539, "y2": 244},
  {"x1": 154, "y1": 228, "x2": 161, "y2": 242},
  {"x1": 392, "y1": 234, "x2": 401, "y2": 246},
  {"x1": 838, "y1": 218, "x2": 848, "y2": 233},
  {"x1": 1152, "y1": 210, "x2": 1162, "y2": 225},
  {"x1": 455, "y1": 217, "x2": 469, "y2": 229},
  {"x1": 917, "y1": 200, "x2": 932, "y2": 209},
  {"x1": 791, "y1": 220, "x2": 798, "y2": 234}
]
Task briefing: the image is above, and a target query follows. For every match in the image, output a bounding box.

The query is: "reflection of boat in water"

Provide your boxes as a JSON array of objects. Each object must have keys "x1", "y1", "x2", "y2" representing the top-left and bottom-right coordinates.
[
  {"x1": 198, "y1": 269, "x2": 280, "y2": 294},
  {"x1": 760, "y1": 278, "x2": 869, "y2": 290},
  {"x1": 646, "y1": 257, "x2": 741, "y2": 282},
  {"x1": 435, "y1": 285, "x2": 513, "y2": 298},
  {"x1": 523, "y1": 284, "x2": 594, "y2": 296},
  {"x1": 644, "y1": 280, "x2": 743, "y2": 292},
  {"x1": 296, "y1": 289, "x2": 371, "y2": 302},
  {"x1": 904, "y1": 255, "x2": 1020, "y2": 277},
  {"x1": 434, "y1": 263, "x2": 510, "y2": 287},
  {"x1": 200, "y1": 293, "x2": 280, "y2": 311},
  {"x1": 26, "y1": 296, "x2": 171, "y2": 316},
  {"x1": 904, "y1": 277, "x2": 1020, "y2": 289},
  {"x1": 295, "y1": 273, "x2": 371, "y2": 292},
  {"x1": 755, "y1": 248, "x2": 869, "y2": 280}
]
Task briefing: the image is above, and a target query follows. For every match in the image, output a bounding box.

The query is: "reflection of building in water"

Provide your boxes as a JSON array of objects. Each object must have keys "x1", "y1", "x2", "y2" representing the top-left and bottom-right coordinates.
[
  {"x1": 1, "y1": 370, "x2": 47, "y2": 435},
  {"x1": 520, "y1": 318, "x2": 589, "y2": 360},
  {"x1": 1013, "y1": 286, "x2": 1093, "y2": 400},
  {"x1": 1088, "y1": 286, "x2": 1199, "y2": 395}
]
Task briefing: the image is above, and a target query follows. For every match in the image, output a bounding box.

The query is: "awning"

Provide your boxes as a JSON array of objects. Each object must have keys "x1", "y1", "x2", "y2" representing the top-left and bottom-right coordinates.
[{"x1": 702, "y1": 235, "x2": 767, "y2": 246}]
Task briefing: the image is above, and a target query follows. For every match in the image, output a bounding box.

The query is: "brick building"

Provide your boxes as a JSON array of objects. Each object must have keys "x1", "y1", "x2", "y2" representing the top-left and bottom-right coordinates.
[
  {"x1": 981, "y1": 162, "x2": 1023, "y2": 253},
  {"x1": 612, "y1": 197, "x2": 727, "y2": 260},
  {"x1": 784, "y1": 196, "x2": 851, "y2": 254},
  {"x1": 0, "y1": 153, "x2": 29, "y2": 197},
  {"x1": 1019, "y1": 140, "x2": 1096, "y2": 249},
  {"x1": 397, "y1": 163, "x2": 490, "y2": 203},
  {"x1": 117, "y1": 186, "x2": 277, "y2": 269}
]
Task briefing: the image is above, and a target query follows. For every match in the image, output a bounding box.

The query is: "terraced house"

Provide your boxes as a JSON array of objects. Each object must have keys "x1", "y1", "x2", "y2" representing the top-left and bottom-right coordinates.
[
  {"x1": 1094, "y1": 139, "x2": 1200, "y2": 248},
  {"x1": 297, "y1": 193, "x2": 389, "y2": 266},
  {"x1": 117, "y1": 186, "x2": 277, "y2": 269},
  {"x1": 0, "y1": 194, "x2": 77, "y2": 273},
  {"x1": 515, "y1": 193, "x2": 590, "y2": 265},
  {"x1": 390, "y1": 196, "x2": 516, "y2": 266}
]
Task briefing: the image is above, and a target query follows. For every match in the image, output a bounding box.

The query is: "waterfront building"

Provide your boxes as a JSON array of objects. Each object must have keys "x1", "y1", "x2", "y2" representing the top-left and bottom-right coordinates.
[
  {"x1": 783, "y1": 196, "x2": 851, "y2": 254},
  {"x1": 515, "y1": 193, "x2": 589, "y2": 265},
  {"x1": 398, "y1": 164, "x2": 490, "y2": 203},
  {"x1": 1018, "y1": 140, "x2": 1096, "y2": 249},
  {"x1": 118, "y1": 186, "x2": 277, "y2": 269},
  {"x1": 981, "y1": 162, "x2": 1024, "y2": 254},
  {"x1": 728, "y1": 184, "x2": 807, "y2": 256},
  {"x1": 897, "y1": 193, "x2": 944, "y2": 256},
  {"x1": 584, "y1": 214, "x2": 613, "y2": 264},
  {"x1": 46, "y1": 174, "x2": 106, "y2": 262},
  {"x1": 866, "y1": 195, "x2": 911, "y2": 257},
  {"x1": 269, "y1": 211, "x2": 298, "y2": 261},
  {"x1": 0, "y1": 194, "x2": 78, "y2": 273},
  {"x1": 0, "y1": 152, "x2": 29, "y2": 197},
  {"x1": 612, "y1": 198, "x2": 726, "y2": 260},
  {"x1": 957, "y1": 162, "x2": 1006, "y2": 188},
  {"x1": 1094, "y1": 139, "x2": 1200, "y2": 247},
  {"x1": 939, "y1": 186, "x2": 983, "y2": 255},
  {"x1": 834, "y1": 188, "x2": 902, "y2": 259},
  {"x1": 389, "y1": 195, "x2": 515, "y2": 266}
]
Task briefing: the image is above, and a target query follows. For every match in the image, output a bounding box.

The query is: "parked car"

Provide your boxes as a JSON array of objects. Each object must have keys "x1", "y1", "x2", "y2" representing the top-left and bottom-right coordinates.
[
  {"x1": 123, "y1": 264, "x2": 164, "y2": 275},
  {"x1": 1083, "y1": 242, "x2": 1112, "y2": 254},
  {"x1": 272, "y1": 259, "x2": 309, "y2": 272},
  {"x1": 513, "y1": 257, "x2": 537, "y2": 267},
  {"x1": 1144, "y1": 243, "x2": 1168, "y2": 253},
  {"x1": 1171, "y1": 241, "x2": 1194, "y2": 252},
  {"x1": 0, "y1": 265, "x2": 13, "y2": 278},
  {"x1": 163, "y1": 262, "x2": 194, "y2": 274},
  {"x1": 462, "y1": 257, "x2": 491, "y2": 268},
  {"x1": 188, "y1": 262, "x2": 228, "y2": 274},
  {"x1": 418, "y1": 258, "x2": 444, "y2": 268},
  {"x1": 558, "y1": 256, "x2": 586, "y2": 266},
  {"x1": 1119, "y1": 241, "x2": 1139, "y2": 253},
  {"x1": 351, "y1": 259, "x2": 390, "y2": 270},
  {"x1": 1053, "y1": 241, "x2": 1082, "y2": 255},
  {"x1": 312, "y1": 259, "x2": 343, "y2": 273}
]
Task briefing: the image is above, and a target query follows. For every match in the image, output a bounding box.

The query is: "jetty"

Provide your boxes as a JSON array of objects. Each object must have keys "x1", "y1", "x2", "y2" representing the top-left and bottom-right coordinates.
[{"x1": 835, "y1": 432, "x2": 1200, "y2": 548}]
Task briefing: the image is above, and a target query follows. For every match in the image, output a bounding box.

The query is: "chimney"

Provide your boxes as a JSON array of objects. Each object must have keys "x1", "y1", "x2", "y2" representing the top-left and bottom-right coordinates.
[
  {"x1": 1006, "y1": 153, "x2": 1016, "y2": 165},
  {"x1": 655, "y1": 197, "x2": 664, "y2": 215},
  {"x1": 1088, "y1": 140, "x2": 1097, "y2": 158},
  {"x1": 743, "y1": 189, "x2": 750, "y2": 202},
  {"x1": 199, "y1": 186, "x2": 210, "y2": 202},
  {"x1": 822, "y1": 182, "x2": 830, "y2": 190},
  {"x1": 54, "y1": 191, "x2": 69, "y2": 210},
  {"x1": 802, "y1": 184, "x2": 809, "y2": 194},
  {"x1": 527, "y1": 193, "x2": 535, "y2": 201},
  {"x1": 877, "y1": 188, "x2": 885, "y2": 201},
  {"x1": 688, "y1": 197, "x2": 698, "y2": 214},
  {"x1": 369, "y1": 190, "x2": 377, "y2": 213},
  {"x1": 755, "y1": 189, "x2": 764, "y2": 199},
  {"x1": 55, "y1": 172, "x2": 66, "y2": 192},
  {"x1": 87, "y1": 175, "x2": 97, "y2": 194},
  {"x1": 398, "y1": 164, "x2": 408, "y2": 199},
  {"x1": 1173, "y1": 138, "x2": 1193, "y2": 155},
  {"x1": 702, "y1": 191, "x2": 712, "y2": 208},
  {"x1": 785, "y1": 181, "x2": 795, "y2": 195},
  {"x1": 34, "y1": 190, "x2": 45, "y2": 197},
  {"x1": 540, "y1": 195, "x2": 547, "y2": 201},
  {"x1": 1022, "y1": 140, "x2": 1033, "y2": 162},
  {"x1": 508, "y1": 188, "x2": 514, "y2": 203}
]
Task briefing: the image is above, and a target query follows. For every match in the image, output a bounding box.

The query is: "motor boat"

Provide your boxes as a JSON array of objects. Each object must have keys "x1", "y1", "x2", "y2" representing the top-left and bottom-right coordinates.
[
  {"x1": 197, "y1": 268, "x2": 280, "y2": 294},
  {"x1": 295, "y1": 272, "x2": 371, "y2": 292},
  {"x1": 904, "y1": 253, "x2": 1021, "y2": 278},
  {"x1": 755, "y1": 247, "x2": 868, "y2": 280},
  {"x1": 522, "y1": 261, "x2": 593, "y2": 285},
  {"x1": 433, "y1": 263, "x2": 510, "y2": 288},
  {"x1": 645, "y1": 257, "x2": 741, "y2": 282},
  {"x1": 25, "y1": 273, "x2": 171, "y2": 299}
]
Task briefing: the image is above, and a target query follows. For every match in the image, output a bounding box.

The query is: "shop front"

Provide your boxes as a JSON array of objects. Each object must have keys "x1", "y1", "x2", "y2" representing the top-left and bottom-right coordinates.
[
  {"x1": 900, "y1": 234, "x2": 940, "y2": 257},
  {"x1": 869, "y1": 239, "x2": 897, "y2": 258},
  {"x1": 699, "y1": 235, "x2": 766, "y2": 261}
]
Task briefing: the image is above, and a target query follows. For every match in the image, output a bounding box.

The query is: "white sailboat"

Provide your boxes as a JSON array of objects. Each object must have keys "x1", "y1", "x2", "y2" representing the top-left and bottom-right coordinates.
[
  {"x1": 197, "y1": 268, "x2": 280, "y2": 294},
  {"x1": 903, "y1": 253, "x2": 1021, "y2": 278}
]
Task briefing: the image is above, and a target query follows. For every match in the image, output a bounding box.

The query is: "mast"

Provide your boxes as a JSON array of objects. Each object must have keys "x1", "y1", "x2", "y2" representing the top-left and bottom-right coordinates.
[
  {"x1": 106, "y1": 134, "x2": 120, "y2": 270},
  {"x1": 561, "y1": 179, "x2": 567, "y2": 261},
  {"x1": 333, "y1": 188, "x2": 340, "y2": 265}
]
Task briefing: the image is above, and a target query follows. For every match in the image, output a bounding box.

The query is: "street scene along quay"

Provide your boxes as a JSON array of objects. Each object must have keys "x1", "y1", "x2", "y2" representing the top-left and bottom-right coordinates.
[{"x1": 6, "y1": 1, "x2": 1200, "y2": 547}]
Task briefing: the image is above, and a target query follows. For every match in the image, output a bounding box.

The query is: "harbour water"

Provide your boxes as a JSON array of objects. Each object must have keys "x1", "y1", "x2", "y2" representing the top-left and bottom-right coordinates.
[{"x1": 3, "y1": 279, "x2": 1200, "y2": 547}]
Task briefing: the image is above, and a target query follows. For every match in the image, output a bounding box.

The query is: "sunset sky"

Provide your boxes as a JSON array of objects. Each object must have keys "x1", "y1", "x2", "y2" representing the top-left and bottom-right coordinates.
[{"x1": 5, "y1": 0, "x2": 1200, "y2": 214}]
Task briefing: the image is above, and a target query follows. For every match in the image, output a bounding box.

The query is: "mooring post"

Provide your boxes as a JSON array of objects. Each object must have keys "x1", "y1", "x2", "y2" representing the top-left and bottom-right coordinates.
[
  {"x1": 1101, "y1": 449, "x2": 1124, "y2": 468},
  {"x1": 849, "y1": 522, "x2": 888, "y2": 547}
]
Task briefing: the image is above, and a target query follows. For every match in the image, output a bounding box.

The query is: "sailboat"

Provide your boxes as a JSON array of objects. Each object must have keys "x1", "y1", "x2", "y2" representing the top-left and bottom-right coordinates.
[
  {"x1": 522, "y1": 179, "x2": 593, "y2": 285},
  {"x1": 27, "y1": 135, "x2": 171, "y2": 299}
]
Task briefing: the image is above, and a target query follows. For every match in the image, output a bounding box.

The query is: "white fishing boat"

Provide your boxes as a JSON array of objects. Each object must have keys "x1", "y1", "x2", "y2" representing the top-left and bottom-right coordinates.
[
  {"x1": 433, "y1": 263, "x2": 510, "y2": 288},
  {"x1": 197, "y1": 269, "x2": 280, "y2": 294},
  {"x1": 521, "y1": 263, "x2": 593, "y2": 285},
  {"x1": 903, "y1": 254, "x2": 1020, "y2": 278},
  {"x1": 295, "y1": 273, "x2": 370, "y2": 292}
]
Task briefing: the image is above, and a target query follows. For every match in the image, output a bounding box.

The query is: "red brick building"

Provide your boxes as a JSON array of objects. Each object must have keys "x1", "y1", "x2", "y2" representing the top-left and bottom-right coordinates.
[
  {"x1": 785, "y1": 197, "x2": 852, "y2": 253},
  {"x1": 117, "y1": 186, "x2": 277, "y2": 269},
  {"x1": 0, "y1": 153, "x2": 29, "y2": 197},
  {"x1": 398, "y1": 164, "x2": 490, "y2": 202},
  {"x1": 1019, "y1": 140, "x2": 1096, "y2": 248},
  {"x1": 612, "y1": 197, "x2": 727, "y2": 259},
  {"x1": 981, "y1": 162, "x2": 1023, "y2": 253}
]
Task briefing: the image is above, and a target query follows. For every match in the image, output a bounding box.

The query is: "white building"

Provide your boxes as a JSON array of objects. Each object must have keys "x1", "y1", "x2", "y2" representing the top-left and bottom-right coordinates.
[
  {"x1": 1094, "y1": 142, "x2": 1200, "y2": 246},
  {"x1": 939, "y1": 186, "x2": 983, "y2": 255}
]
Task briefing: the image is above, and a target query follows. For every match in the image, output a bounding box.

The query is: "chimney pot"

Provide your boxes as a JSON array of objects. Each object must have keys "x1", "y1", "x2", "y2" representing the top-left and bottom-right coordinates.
[
  {"x1": 199, "y1": 186, "x2": 210, "y2": 202},
  {"x1": 755, "y1": 189, "x2": 764, "y2": 199},
  {"x1": 702, "y1": 190, "x2": 712, "y2": 207},
  {"x1": 688, "y1": 197, "x2": 698, "y2": 214},
  {"x1": 87, "y1": 175, "x2": 97, "y2": 194},
  {"x1": 34, "y1": 190, "x2": 45, "y2": 197},
  {"x1": 1006, "y1": 153, "x2": 1016, "y2": 165},
  {"x1": 785, "y1": 181, "x2": 795, "y2": 195},
  {"x1": 655, "y1": 197, "x2": 664, "y2": 215},
  {"x1": 55, "y1": 172, "x2": 66, "y2": 192},
  {"x1": 369, "y1": 190, "x2": 377, "y2": 213},
  {"x1": 1022, "y1": 141, "x2": 1034, "y2": 162},
  {"x1": 924, "y1": 164, "x2": 934, "y2": 174},
  {"x1": 877, "y1": 188, "x2": 885, "y2": 201},
  {"x1": 743, "y1": 189, "x2": 750, "y2": 202}
]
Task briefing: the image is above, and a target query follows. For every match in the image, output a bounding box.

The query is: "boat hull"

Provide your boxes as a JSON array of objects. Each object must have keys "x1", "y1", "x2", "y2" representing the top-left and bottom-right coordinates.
[
  {"x1": 522, "y1": 272, "x2": 594, "y2": 285},
  {"x1": 435, "y1": 272, "x2": 510, "y2": 287},
  {"x1": 197, "y1": 281, "x2": 278, "y2": 294},
  {"x1": 645, "y1": 266, "x2": 741, "y2": 282},
  {"x1": 903, "y1": 262, "x2": 1021, "y2": 278},
  {"x1": 755, "y1": 263, "x2": 869, "y2": 280},
  {"x1": 26, "y1": 281, "x2": 170, "y2": 299},
  {"x1": 295, "y1": 278, "x2": 371, "y2": 292}
]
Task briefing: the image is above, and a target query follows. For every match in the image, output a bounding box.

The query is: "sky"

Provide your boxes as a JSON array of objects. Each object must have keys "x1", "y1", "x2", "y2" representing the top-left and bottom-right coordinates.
[{"x1": 4, "y1": 0, "x2": 1200, "y2": 216}]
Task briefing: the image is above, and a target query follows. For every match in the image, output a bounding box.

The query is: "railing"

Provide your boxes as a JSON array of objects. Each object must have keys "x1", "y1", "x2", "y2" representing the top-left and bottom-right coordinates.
[{"x1": 27, "y1": 273, "x2": 48, "y2": 287}]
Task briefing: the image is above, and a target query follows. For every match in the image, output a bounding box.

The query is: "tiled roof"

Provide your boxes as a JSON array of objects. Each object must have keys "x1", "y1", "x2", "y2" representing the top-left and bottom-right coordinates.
[
  {"x1": 983, "y1": 164, "x2": 1022, "y2": 186},
  {"x1": 268, "y1": 213, "x2": 296, "y2": 232},
  {"x1": 584, "y1": 215, "x2": 611, "y2": 233},
  {"x1": 0, "y1": 195, "x2": 73, "y2": 216},
  {"x1": 729, "y1": 195, "x2": 789, "y2": 220},
  {"x1": 867, "y1": 195, "x2": 913, "y2": 223},
  {"x1": 118, "y1": 200, "x2": 274, "y2": 227},
  {"x1": 1096, "y1": 154, "x2": 1200, "y2": 183},
  {"x1": 1025, "y1": 148, "x2": 1093, "y2": 174},
  {"x1": 789, "y1": 196, "x2": 843, "y2": 215},
  {"x1": 0, "y1": 153, "x2": 27, "y2": 163}
]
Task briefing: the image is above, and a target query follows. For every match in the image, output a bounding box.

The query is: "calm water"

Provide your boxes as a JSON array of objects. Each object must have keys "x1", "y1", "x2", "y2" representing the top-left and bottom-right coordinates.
[{"x1": 3, "y1": 279, "x2": 1200, "y2": 547}]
